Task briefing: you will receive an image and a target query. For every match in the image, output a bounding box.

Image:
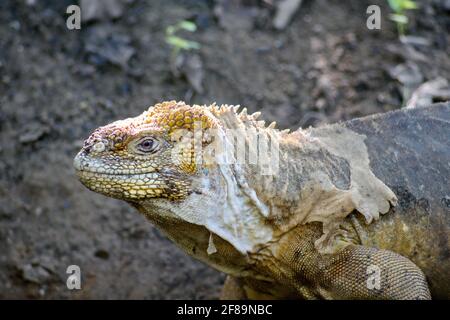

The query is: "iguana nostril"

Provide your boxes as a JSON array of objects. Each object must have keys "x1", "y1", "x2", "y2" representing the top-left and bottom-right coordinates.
[
  {"x1": 73, "y1": 152, "x2": 83, "y2": 170},
  {"x1": 73, "y1": 151, "x2": 90, "y2": 171}
]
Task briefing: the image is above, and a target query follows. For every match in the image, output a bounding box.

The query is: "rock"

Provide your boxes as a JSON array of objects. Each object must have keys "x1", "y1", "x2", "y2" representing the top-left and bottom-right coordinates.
[
  {"x1": 386, "y1": 43, "x2": 428, "y2": 63},
  {"x1": 388, "y1": 62, "x2": 424, "y2": 103},
  {"x1": 389, "y1": 63, "x2": 423, "y2": 87},
  {"x1": 298, "y1": 111, "x2": 328, "y2": 127},
  {"x1": 182, "y1": 54, "x2": 204, "y2": 94},
  {"x1": 171, "y1": 53, "x2": 204, "y2": 94},
  {"x1": 194, "y1": 13, "x2": 212, "y2": 30},
  {"x1": 84, "y1": 25, "x2": 135, "y2": 69},
  {"x1": 34, "y1": 207, "x2": 43, "y2": 217},
  {"x1": 20, "y1": 263, "x2": 52, "y2": 284},
  {"x1": 19, "y1": 123, "x2": 50, "y2": 144},
  {"x1": 0, "y1": 199, "x2": 14, "y2": 219},
  {"x1": 71, "y1": 63, "x2": 96, "y2": 77},
  {"x1": 80, "y1": 0, "x2": 128, "y2": 22},
  {"x1": 407, "y1": 78, "x2": 450, "y2": 108},
  {"x1": 273, "y1": 0, "x2": 303, "y2": 30},
  {"x1": 214, "y1": 0, "x2": 259, "y2": 31},
  {"x1": 399, "y1": 35, "x2": 431, "y2": 47},
  {"x1": 94, "y1": 249, "x2": 110, "y2": 260},
  {"x1": 437, "y1": 0, "x2": 450, "y2": 11}
]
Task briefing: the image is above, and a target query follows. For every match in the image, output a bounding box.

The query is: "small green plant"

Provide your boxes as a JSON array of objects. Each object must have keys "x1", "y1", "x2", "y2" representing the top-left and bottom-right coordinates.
[
  {"x1": 387, "y1": 0, "x2": 418, "y2": 35},
  {"x1": 165, "y1": 20, "x2": 201, "y2": 56}
]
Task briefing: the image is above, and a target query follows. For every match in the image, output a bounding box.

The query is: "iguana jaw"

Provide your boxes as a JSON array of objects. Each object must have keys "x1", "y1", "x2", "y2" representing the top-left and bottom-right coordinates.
[{"x1": 74, "y1": 165, "x2": 164, "y2": 201}]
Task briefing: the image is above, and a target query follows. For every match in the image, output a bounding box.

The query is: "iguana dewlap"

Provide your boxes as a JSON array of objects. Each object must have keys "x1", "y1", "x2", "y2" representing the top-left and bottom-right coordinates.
[{"x1": 74, "y1": 101, "x2": 450, "y2": 299}]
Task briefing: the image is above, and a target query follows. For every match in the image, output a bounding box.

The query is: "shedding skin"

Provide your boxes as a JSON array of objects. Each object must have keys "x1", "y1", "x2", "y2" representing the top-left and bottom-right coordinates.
[{"x1": 74, "y1": 100, "x2": 450, "y2": 299}]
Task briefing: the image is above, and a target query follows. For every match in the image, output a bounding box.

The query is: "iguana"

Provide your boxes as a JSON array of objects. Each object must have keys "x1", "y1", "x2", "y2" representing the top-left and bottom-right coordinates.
[{"x1": 74, "y1": 100, "x2": 450, "y2": 299}]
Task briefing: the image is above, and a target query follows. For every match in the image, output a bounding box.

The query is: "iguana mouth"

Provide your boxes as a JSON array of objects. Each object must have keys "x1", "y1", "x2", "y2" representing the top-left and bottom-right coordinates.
[
  {"x1": 75, "y1": 168, "x2": 166, "y2": 201},
  {"x1": 74, "y1": 147, "x2": 191, "y2": 201},
  {"x1": 75, "y1": 169, "x2": 160, "y2": 179},
  {"x1": 73, "y1": 151, "x2": 157, "y2": 176}
]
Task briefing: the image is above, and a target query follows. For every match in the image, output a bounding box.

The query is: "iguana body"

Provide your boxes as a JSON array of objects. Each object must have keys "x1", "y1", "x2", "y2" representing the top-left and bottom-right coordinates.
[{"x1": 74, "y1": 101, "x2": 450, "y2": 299}]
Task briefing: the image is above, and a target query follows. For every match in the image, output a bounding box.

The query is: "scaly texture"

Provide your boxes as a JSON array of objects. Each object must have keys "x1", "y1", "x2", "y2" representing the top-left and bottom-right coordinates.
[{"x1": 74, "y1": 100, "x2": 450, "y2": 299}]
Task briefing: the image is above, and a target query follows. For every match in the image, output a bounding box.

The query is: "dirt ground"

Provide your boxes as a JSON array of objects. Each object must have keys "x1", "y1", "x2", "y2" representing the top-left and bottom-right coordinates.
[{"x1": 0, "y1": 0, "x2": 448, "y2": 299}]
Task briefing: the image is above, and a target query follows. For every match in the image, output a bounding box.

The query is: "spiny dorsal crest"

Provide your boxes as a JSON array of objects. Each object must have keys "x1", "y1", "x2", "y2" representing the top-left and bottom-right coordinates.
[{"x1": 142, "y1": 100, "x2": 291, "y2": 135}]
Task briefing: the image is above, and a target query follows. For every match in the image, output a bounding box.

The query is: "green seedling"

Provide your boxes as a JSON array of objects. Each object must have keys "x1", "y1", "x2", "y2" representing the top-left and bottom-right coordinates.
[
  {"x1": 165, "y1": 20, "x2": 201, "y2": 57},
  {"x1": 387, "y1": 0, "x2": 418, "y2": 35}
]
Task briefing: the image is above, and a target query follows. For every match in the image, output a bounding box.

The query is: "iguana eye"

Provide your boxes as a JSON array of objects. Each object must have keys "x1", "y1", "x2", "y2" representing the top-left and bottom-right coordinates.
[{"x1": 137, "y1": 138, "x2": 157, "y2": 153}]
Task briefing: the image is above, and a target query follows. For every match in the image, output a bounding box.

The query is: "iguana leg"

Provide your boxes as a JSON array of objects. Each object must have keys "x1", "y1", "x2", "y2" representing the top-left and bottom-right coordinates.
[
  {"x1": 220, "y1": 276, "x2": 284, "y2": 299},
  {"x1": 220, "y1": 276, "x2": 247, "y2": 300},
  {"x1": 316, "y1": 245, "x2": 431, "y2": 300}
]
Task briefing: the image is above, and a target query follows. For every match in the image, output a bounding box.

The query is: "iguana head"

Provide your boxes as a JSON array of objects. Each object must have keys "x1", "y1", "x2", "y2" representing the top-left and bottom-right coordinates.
[
  {"x1": 74, "y1": 101, "x2": 218, "y2": 201},
  {"x1": 74, "y1": 101, "x2": 275, "y2": 270}
]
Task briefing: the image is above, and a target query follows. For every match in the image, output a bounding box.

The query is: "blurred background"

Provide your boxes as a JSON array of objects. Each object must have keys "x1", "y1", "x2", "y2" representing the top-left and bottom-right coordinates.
[{"x1": 0, "y1": 0, "x2": 448, "y2": 299}]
